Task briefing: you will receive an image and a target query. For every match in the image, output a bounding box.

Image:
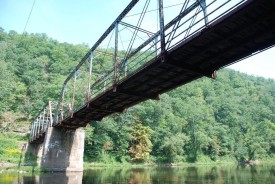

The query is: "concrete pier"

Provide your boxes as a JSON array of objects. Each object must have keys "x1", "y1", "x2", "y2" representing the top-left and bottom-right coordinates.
[{"x1": 27, "y1": 127, "x2": 85, "y2": 171}]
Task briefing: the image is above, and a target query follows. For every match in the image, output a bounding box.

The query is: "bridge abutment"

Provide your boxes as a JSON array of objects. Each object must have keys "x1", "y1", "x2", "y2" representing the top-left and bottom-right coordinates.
[{"x1": 27, "y1": 127, "x2": 85, "y2": 171}]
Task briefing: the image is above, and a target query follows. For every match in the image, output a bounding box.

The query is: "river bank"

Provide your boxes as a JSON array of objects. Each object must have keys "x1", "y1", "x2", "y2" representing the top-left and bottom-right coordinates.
[
  {"x1": 1, "y1": 157, "x2": 274, "y2": 173},
  {"x1": 1, "y1": 162, "x2": 275, "y2": 184}
]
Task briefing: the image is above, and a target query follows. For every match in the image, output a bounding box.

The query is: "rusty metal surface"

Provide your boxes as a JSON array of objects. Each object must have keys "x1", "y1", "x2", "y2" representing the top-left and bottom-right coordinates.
[
  {"x1": 59, "y1": 0, "x2": 275, "y2": 127},
  {"x1": 29, "y1": 0, "x2": 275, "y2": 143}
]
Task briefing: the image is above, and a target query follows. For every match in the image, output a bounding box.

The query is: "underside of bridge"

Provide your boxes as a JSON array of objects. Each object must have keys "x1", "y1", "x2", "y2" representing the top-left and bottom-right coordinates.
[{"x1": 59, "y1": 0, "x2": 275, "y2": 128}]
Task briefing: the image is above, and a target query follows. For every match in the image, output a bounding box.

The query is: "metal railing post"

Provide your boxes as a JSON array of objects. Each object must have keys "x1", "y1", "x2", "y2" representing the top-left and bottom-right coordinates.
[
  {"x1": 199, "y1": 0, "x2": 208, "y2": 25},
  {"x1": 49, "y1": 101, "x2": 53, "y2": 127},
  {"x1": 87, "y1": 52, "x2": 94, "y2": 103},
  {"x1": 38, "y1": 114, "x2": 42, "y2": 137},
  {"x1": 104, "y1": 76, "x2": 107, "y2": 92},
  {"x1": 154, "y1": 35, "x2": 158, "y2": 56},
  {"x1": 30, "y1": 123, "x2": 34, "y2": 142},
  {"x1": 124, "y1": 60, "x2": 128, "y2": 77},
  {"x1": 71, "y1": 70, "x2": 77, "y2": 117},
  {"x1": 54, "y1": 84, "x2": 66, "y2": 126},
  {"x1": 34, "y1": 120, "x2": 38, "y2": 139},
  {"x1": 158, "y1": 0, "x2": 165, "y2": 55},
  {"x1": 114, "y1": 22, "x2": 119, "y2": 85},
  {"x1": 42, "y1": 109, "x2": 45, "y2": 132}
]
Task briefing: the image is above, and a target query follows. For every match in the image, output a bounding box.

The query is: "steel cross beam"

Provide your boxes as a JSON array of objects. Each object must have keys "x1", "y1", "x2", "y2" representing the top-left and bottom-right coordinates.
[
  {"x1": 62, "y1": 0, "x2": 139, "y2": 86},
  {"x1": 124, "y1": 0, "x2": 200, "y2": 63},
  {"x1": 114, "y1": 87, "x2": 160, "y2": 100},
  {"x1": 120, "y1": 21, "x2": 155, "y2": 36},
  {"x1": 53, "y1": 1, "x2": 140, "y2": 125}
]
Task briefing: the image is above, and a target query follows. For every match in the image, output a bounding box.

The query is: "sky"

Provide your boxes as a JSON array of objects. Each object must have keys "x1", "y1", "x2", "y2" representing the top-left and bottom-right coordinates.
[{"x1": 0, "y1": 0, "x2": 274, "y2": 80}]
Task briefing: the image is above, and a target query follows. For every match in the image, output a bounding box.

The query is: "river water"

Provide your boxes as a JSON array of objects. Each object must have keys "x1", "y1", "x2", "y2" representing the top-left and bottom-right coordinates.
[{"x1": 0, "y1": 164, "x2": 274, "y2": 183}]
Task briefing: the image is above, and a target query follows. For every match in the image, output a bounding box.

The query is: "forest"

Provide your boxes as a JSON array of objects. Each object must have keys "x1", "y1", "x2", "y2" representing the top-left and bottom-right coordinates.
[{"x1": 0, "y1": 28, "x2": 274, "y2": 164}]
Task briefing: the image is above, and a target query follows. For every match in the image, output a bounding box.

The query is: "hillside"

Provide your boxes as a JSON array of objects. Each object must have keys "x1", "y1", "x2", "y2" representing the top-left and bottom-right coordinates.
[{"x1": 0, "y1": 28, "x2": 274, "y2": 164}]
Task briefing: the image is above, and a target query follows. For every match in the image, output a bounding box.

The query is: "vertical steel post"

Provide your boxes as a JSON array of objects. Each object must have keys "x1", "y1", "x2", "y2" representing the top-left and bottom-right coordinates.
[
  {"x1": 34, "y1": 120, "x2": 38, "y2": 139},
  {"x1": 104, "y1": 76, "x2": 107, "y2": 92},
  {"x1": 32, "y1": 121, "x2": 35, "y2": 140},
  {"x1": 30, "y1": 123, "x2": 34, "y2": 142},
  {"x1": 35, "y1": 121, "x2": 38, "y2": 139},
  {"x1": 36, "y1": 119, "x2": 39, "y2": 138},
  {"x1": 54, "y1": 84, "x2": 66, "y2": 125},
  {"x1": 199, "y1": 0, "x2": 208, "y2": 25},
  {"x1": 87, "y1": 52, "x2": 93, "y2": 104},
  {"x1": 49, "y1": 101, "x2": 53, "y2": 127},
  {"x1": 71, "y1": 70, "x2": 77, "y2": 117},
  {"x1": 42, "y1": 109, "x2": 45, "y2": 132},
  {"x1": 60, "y1": 85, "x2": 66, "y2": 121},
  {"x1": 31, "y1": 122, "x2": 34, "y2": 141},
  {"x1": 47, "y1": 111, "x2": 50, "y2": 129},
  {"x1": 38, "y1": 114, "x2": 42, "y2": 137},
  {"x1": 158, "y1": 0, "x2": 165, "y2": 55},
  {"x1": 124, "y1": 61, "x2": 128, "y2": 77},
  {"x1": 154, "y1": 35, "x2": 159, "y2": 56},
  {"x1": 114, "y1": 22, "x2": 119, "y2": 85}
]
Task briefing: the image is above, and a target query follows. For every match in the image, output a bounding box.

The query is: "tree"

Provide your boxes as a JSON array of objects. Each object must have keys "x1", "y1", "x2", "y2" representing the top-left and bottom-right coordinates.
[
  {"x1": 0, "y1": 60, "x2": 16, "y2": 113},
  {"x1": 129, "y1": 121, "x2": 153, "y2": 162}
]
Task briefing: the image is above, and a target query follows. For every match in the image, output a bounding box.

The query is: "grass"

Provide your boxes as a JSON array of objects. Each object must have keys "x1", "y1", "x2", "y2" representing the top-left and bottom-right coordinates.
[
  {"x1": 84, "y1": 159, "x2": 238, "y2": 169},
  {"x1": 0, "y1": 132, "x2": 25, "y2": 163},
  {"x1": 0, "y1": 131, "x2": 38, "y2": 166},
  {"x1": 84, "y1": 162, "x2": 158, "y2": 170},
  {"x1": 84, "y1": 155, "x2": 275, "y2": 169}
]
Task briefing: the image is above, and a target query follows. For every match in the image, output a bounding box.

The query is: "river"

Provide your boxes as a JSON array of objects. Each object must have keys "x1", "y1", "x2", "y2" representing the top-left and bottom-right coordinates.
[{"x1": 0, "y1": 164, "x2": 274, "y2": 183}]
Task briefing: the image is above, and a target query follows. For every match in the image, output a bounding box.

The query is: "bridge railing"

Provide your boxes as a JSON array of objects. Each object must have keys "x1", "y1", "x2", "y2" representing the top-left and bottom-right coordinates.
[
  {"x1": 48, "y1": 0, "x2": 247, "y2": 126},
  {"x1": 29, "y1": 101, "x2": 57, "y2": 143},
  {"x1": 165, "y1": 0, "x2": 247, "y2": 51}
]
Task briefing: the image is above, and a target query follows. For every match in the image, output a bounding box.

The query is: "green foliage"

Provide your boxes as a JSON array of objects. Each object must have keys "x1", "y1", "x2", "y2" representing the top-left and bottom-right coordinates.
[
  {"x1": 0, "y1": 28, "x2": 274, "y2": 164},
  {"x1": 160, "y1": 133, "x2": 189, "y2": 162},
  {"x1": 84, "y1": 125, "x2": 94, "y2": 160},
  {"x1": 0, "y1": 132, "x2": 26, "y2": 163},
  {"x1": 0, "y1": 60, "x2": 16, "y2": 112},
  {"x1": 129, "y1": 121, "x2": 153, "y2": 162},
  {"x1": 0, "y1": 28, "x2": 88, "y2": 118}
]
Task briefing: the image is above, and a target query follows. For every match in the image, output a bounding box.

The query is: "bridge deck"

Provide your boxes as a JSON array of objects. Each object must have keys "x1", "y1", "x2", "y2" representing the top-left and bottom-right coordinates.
[{"x1": 59, "y1": 0, "x2": 275, "y2": 128}]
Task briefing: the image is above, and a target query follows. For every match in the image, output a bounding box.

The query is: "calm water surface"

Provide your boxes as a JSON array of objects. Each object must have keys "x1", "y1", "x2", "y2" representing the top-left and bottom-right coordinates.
[{"x1": 0, "y1": 165, "x2": 274, "y2": 183}]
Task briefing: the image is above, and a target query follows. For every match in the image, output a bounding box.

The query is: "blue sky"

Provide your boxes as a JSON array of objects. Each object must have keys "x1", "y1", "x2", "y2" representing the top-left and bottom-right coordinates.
[{"x1": 0, "y1": 0, "x2": 274, "y2": 80}]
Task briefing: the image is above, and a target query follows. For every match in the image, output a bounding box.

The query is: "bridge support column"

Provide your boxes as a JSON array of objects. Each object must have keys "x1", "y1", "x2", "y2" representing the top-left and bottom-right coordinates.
[{"x1": 40, "y1": 127, "x2": 85, "y2": 171}]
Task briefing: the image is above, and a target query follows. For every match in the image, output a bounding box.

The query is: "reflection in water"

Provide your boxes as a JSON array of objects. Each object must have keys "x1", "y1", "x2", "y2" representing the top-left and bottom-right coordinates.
[
  {"x1": 0, "y1": 165, "x2": 274, "y2": 184},
  {"x1": 39, "y1": 172, "x2": 83, "y2": 184},
  {"x1": 0, "y1": 171, "x2": 83, "y2": 184},
  {"x1": 82, "y1": 165, "x2": 275, "y2": 184}
]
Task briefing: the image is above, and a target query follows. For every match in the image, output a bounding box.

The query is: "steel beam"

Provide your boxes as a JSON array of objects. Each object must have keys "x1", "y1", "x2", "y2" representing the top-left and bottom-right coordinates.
[
  {"x1": 163, "y1": 60, "x2": 215, "y2": 78},
  {"x1": 54, "y1": 84, "x2": 66, "y2": 125},
  {"x1": 125, "y1": 1, "x2": 199, "y2": 62},
  {"x1": 49, "y1": 101, "x2": 53, "y2": 127},
  {"x1": 84, "y1": 105, "x2": 124, "y2": 114},
  {"x1": 114, "y1": 22, "x2": 119, "y2": 85},
  {"x1": 158, "y1": 0, "x2": 165, "y2": 55},
  {"x1": 63, "y1": 0, "x2": 139, "y2": 86},
  {"x1": 87, "y1": 52, "x2": 94, "y2": 103},
  {"x1": 198, "y1": 0, "x2": 208, "y2": 25},
  {"x1": 120, "y1": 21, "x2": 154, "y2": 35},
  {"x1": 115, "y1": 88, "x2": 160, "y2": 100}
]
